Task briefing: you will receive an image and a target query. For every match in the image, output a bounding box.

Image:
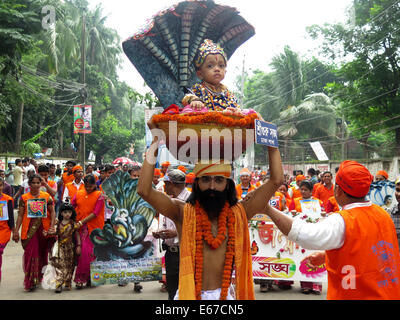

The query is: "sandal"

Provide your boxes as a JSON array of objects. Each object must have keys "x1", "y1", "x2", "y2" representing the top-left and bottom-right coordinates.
[
  {"x1": 301, "y1": 288, "x2": 312, "y2": 294},
  {"x1": 55, "y1": 286, "x2": 62, "y2": 293},
  {"x1": 76, "y1": 283, "x2": 83, "y2": 290}
]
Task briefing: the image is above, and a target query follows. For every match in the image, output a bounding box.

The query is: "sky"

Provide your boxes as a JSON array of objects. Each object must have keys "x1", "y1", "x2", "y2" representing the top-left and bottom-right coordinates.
[{"x1": 88, "y1": 0, "x2": 353, "y2": 94}]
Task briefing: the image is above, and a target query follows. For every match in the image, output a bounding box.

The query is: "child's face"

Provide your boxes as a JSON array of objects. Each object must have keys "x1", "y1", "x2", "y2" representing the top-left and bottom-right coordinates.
[
  {"x1": 197, "y1": 54, "x2": 226, "y2": 85},
  {"x1": 62, "y1": 210, "x2": 73, "y2": 220}
]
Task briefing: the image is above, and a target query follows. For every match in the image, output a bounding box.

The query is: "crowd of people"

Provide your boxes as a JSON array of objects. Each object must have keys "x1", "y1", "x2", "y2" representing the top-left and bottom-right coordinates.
[{"x1": 0, "y1": 156, "x2": 399, "y2": 300}]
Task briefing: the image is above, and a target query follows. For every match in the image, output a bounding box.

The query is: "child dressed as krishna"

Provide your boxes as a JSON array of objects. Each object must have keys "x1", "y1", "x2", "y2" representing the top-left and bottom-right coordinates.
[{"x1": 181, "y1": 39, "x2": 254, "y2": 116}]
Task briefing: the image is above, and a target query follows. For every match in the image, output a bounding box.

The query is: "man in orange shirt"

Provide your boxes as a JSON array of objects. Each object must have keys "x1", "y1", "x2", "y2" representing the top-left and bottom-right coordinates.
[
  {"x1": 264, "y1": 160, "x2": 400, "y2": 300},
  {"x1": 313, "y1": 171, "x2": 334, "y2": 208},
  {"x1": 236, "y1": 168, "x2": 256, "y2": 200},
  {"x1": 62, "y1": 165, "x2": 84, "y2": 202},
  {"x1": 59, "y1": 161, "x2": 76, "y2": 198}
]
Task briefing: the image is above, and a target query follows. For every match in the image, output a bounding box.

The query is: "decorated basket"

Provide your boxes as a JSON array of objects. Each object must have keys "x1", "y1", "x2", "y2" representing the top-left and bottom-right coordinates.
[{"x1": 151, "y1": 111, "x2": 260, "y2": 162}]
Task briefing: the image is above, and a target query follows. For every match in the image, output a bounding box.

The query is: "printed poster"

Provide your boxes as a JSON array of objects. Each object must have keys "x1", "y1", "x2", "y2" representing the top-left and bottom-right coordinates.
[
  {"x1": 250, "y1": 213, "x2": 327, "y2": 282},
  {"x1": 27, "y1": 198, "x2": 47, "y2": 218},
  {"x1": 0, "y1": 201, "x2": 8, "y2": 221},
  {"x1": 91, "y1": 258, "x2": 162, "y2": 286},
  {"x1": 74, "y1": 105, "x2": 92, "y2": 134},
  {"x1": 299, "y1": 199, "x2": 322, "y2": 220}
]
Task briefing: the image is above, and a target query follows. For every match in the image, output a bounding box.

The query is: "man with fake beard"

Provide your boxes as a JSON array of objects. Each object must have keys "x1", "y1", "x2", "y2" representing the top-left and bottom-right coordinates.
[{"x1": 138, "y1": 132, "x2": 283, "y2": 300}]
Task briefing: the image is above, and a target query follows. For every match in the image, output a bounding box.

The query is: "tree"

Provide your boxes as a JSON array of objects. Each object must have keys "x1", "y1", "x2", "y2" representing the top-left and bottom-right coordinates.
[
  {"x1": 307, "y1": 0, "x2": 400, "y2": 156},
  {"x1": 0, "y1": 0, "x2": 43, "y2": 88}
]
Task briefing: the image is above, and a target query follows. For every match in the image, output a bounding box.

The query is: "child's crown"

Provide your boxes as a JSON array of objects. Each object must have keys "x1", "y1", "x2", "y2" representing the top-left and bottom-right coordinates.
[{"x1": 195, "y1": 39, "x2": 227, "y2": 68}]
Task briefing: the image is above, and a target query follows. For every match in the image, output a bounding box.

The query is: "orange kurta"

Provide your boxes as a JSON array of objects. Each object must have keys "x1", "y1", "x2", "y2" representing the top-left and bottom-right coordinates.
[
  {"x1": 0, "y1": 194, "x2": 13, "y2": 244},
  {"x1": 326, "y1": 203, "x2": 400, "y2": 300},
  {"x1": 62, "y1": 172, "x2": 75, "y2": 194},
  {"x1": 178, "y1": 202, "x2": 254, "y2": 300},
  {"x1": 65, "y1": 181, "x2": 85, "y2": 201},
  {"x1": 41, "y1": 180, "x2": 57, "y2": 233},
  {"x1": 291, "y1": 197, "x2": 323, "y2": 212},
  {"x1": 326, "y1": 196, "x2": 340, "y2": 213},
  {"x1": 20, "y1": 191, "x2": 52, "y2": 240},
  {"x1": 290, "y1": 186, "x2": 302, "y2": 201},
  {"x1": 75, "y1": 190, "x2": 104, "y2": 235},
  {"x1": 313, "y1": 184, "x2": 334, "y2": 208},
  {"x1": 235, "y1": 184, "x2": 256, "y2": 200}
]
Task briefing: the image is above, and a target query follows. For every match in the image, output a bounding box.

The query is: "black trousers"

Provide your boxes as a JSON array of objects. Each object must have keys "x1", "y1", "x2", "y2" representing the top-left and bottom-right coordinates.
[{"x1": 165, "y1": 249, "x2": 180, "y2": 300}]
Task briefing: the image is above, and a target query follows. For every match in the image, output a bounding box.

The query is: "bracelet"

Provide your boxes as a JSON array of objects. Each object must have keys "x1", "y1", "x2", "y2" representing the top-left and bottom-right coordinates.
[{"x1": 190, "y1": 97, "x2": 204, "y2": 103}]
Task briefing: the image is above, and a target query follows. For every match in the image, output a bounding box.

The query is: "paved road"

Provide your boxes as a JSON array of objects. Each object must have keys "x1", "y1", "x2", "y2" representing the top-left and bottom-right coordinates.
[{"x1": 0, "y1": 213, "x2": 327, "y2": 300}]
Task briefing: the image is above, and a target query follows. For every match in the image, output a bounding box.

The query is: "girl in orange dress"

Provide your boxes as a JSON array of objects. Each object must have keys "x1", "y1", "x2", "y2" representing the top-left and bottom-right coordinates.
[{"x1": 0, "y1": 178, "x2": 17, "y2": 282}]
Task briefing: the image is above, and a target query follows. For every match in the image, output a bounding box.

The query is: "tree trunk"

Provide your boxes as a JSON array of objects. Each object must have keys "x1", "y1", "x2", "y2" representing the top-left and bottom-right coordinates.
[
  {"x1": 58, "y1": 127, "x2": 64, "y2": 157},
  {"x1": 15, "y1": 101, "x2": 24, "y2": 153}
]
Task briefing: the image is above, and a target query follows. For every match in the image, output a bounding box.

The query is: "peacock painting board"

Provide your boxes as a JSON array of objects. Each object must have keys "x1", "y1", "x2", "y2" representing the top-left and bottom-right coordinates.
[{"x1": 89, "y1": 170, "x2": 161, "y2": 285}]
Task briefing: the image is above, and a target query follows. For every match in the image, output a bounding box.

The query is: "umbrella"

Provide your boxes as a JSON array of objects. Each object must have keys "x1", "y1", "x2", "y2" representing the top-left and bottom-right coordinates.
[
  {"x1": 112, "y1": 157, "x2": 136, "y2": 165},
  {"x1": 122, "y1": 0, "x2": 255, "y2": 108}
]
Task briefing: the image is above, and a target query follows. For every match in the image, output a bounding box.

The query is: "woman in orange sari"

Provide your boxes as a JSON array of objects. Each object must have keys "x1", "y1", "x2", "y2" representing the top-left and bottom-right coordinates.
[
  {"x1": 13, "y1": 174, "x2": 56, "y2": 291},
  {"x1": 71, "y1": 175, "x2": 105, "y2": 288},
  {"x1": 0, "y1": 178, "x2": 17, "y2": 282}
]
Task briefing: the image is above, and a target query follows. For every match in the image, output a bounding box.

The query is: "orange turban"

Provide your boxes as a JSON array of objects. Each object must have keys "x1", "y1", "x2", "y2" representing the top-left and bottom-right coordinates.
[
  {"x1": 178, "y1": 165, "x2": 187, "y2": 173},
  {"x1": 185, "y1": 173, "x2": 196, "y2": 184},
  {"x1": 154, "y1": 168, "x2": 161, "y2": 176},
  {"x1": 240, "y1": 168, "x2": 251, "y2": 176},
  {"x1": 72, "y1": 165, "x2": 83, "y2": 173},
  {"x1": 161, "y1": 161, "x2": 170, "y2": 168},
  {"x1": 193, "y1": 161, "x2": 231, "y2": 178},
  {"x1": 376, "y1": 170, "x2": 388, "y2": 180},
  {"x1": 296, "y1": 175, "x2": 306, "y2": 182},
  {"x1": 335, "y1": 160, "x2": 373, "y2": 198}
]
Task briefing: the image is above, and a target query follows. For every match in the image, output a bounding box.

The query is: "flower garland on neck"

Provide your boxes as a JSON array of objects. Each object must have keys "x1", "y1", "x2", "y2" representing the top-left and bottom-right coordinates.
[{"x1": 194, "y1": 201, "x2": 235, "y2": 300}]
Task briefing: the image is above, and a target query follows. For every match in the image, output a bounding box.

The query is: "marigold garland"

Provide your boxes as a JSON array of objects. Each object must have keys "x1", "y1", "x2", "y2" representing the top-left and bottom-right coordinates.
[
  {"x1": 152, "y1": 111, "x2": 259, "y2": 128},
  {"x1": 194, "y1": 201, "x2": 236, "y2": 300}
]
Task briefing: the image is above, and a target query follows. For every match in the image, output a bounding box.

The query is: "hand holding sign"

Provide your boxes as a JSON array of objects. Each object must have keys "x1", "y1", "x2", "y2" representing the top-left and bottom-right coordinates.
[{"x1": 255, "y1": 120, "x2": 279, "y2": 148}]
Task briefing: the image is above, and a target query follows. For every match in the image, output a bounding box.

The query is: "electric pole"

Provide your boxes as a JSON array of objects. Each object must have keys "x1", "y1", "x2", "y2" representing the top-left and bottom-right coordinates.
[{"x1": 79, "y1": 10, "x2": 86, "y2": 169}]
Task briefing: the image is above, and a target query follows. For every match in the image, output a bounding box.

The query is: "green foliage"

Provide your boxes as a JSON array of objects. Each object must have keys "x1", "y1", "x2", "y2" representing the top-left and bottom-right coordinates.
[
  {"x1": 86, "y1": 114, "x2": 136, "y2": 162},
  {"x1": 0, "y1": 0, "x2": 149, "y2": 161},
  {"x1": 0, "y1": 0, "x2": 43, "y2": 84},
  {"x1": 307, "y1": 0, "x2": 400, "y2": 155}
]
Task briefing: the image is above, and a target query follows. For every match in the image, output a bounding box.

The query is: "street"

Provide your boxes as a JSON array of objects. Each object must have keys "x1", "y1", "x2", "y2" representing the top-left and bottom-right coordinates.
[{"x1": 0, "y1": 217, "x2": 326, "y2": 301}]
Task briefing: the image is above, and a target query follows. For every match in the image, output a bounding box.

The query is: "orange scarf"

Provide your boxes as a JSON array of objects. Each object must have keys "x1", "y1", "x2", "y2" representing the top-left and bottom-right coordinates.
[{"x1": 178, "y1": 202, "x2": 254, "y2": 300}]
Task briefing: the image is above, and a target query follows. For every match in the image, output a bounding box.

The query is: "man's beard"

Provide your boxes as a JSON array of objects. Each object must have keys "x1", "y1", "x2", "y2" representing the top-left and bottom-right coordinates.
[{"x1": 198, "y1": 189, "x2": 227, "y2": 220}]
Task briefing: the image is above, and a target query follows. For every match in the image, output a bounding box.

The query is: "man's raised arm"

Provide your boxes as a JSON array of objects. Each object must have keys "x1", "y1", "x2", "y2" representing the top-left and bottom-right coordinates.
[
  {"x1": 242, "y1": 147, "x2": 284, "y2": 220},
  {"x1": 137, "y1": 132, "x2": 183, "y2": 225}
]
